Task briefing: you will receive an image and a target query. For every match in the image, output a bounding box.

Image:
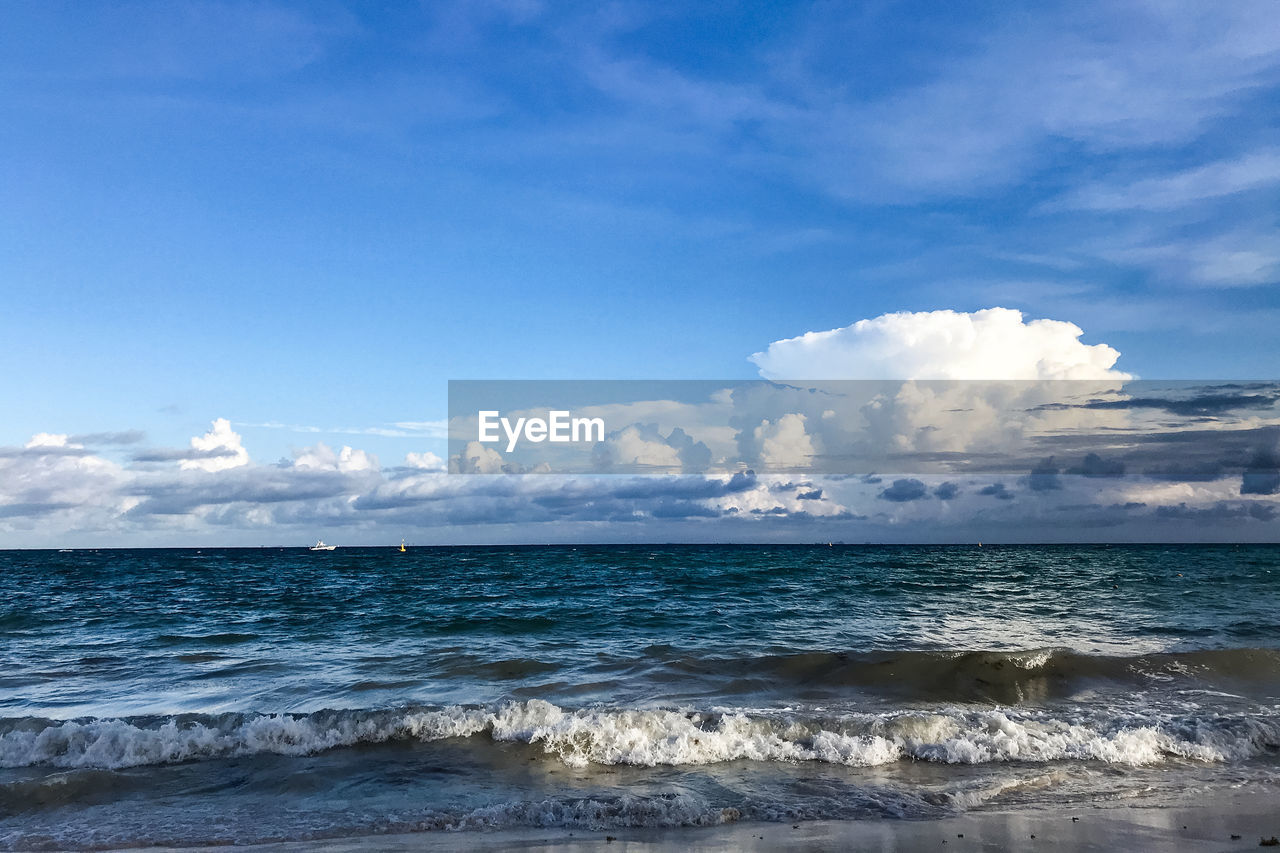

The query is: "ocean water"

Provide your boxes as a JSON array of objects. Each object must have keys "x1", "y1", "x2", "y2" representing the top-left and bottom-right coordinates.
[{"x1": 1, "y1": 545, "x2": 1278, "y2": 848}]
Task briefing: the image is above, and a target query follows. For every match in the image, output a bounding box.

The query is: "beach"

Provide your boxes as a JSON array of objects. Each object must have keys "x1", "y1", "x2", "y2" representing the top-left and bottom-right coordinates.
[{"x1": 134, "y1": 791, "x2": 1280, "y2": 852}]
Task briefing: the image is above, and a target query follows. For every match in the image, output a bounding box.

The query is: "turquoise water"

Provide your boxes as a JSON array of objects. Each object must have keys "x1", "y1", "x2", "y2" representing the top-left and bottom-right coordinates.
[{"x1": 2, "y1": 545, "x2": 1279, "y2": 847}]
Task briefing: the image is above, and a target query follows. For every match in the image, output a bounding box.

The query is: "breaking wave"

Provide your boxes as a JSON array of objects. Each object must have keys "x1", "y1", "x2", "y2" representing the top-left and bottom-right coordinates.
[
  {"x1": 648, "y1": 647, "x2": 1280, "y2": 703},
  {"x1": 3, "y1": 698, "x2": 1278, "y2": 771}
]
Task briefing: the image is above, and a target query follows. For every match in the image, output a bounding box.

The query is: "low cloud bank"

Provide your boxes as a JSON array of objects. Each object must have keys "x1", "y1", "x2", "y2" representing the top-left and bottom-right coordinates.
[{"x1": 3, "y1": 314, "x2": 1278, "y2": 545}]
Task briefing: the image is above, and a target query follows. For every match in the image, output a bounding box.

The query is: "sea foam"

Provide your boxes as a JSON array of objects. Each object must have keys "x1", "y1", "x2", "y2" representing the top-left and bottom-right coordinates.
[{"x1": 3, "y1": 700, "x2": 1277, "y2": 771}]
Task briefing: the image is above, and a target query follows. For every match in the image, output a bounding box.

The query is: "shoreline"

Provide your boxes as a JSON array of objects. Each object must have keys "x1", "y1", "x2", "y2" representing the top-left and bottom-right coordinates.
[{"x1": 132, "y1": 791, "x2": 1280, "y2": 852}]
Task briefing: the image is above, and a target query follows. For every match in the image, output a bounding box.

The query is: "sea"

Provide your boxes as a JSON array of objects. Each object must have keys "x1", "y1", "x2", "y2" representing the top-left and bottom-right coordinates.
[{"x1": 1, "y1": 545, "x2": 1278, "y2": 849}]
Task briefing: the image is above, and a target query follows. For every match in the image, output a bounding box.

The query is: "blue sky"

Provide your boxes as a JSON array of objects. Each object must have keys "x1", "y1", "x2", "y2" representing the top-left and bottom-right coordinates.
[{"x1": 2, "y1": 1, "x2": 1279, "y2": 544}]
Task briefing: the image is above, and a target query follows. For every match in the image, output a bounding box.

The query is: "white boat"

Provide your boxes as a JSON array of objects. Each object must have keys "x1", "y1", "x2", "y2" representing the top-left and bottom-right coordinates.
[{"x1": 309, "y1": 540, "x2": 337, "y2": 551}]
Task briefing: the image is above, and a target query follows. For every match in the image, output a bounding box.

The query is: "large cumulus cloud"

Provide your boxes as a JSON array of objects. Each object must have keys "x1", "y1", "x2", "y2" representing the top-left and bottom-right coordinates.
[{"x1": 749, "y1": 308, "x2": 1130, "y2": 380}]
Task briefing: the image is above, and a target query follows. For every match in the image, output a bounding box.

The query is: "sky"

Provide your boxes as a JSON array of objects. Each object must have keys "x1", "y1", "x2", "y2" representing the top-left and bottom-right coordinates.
[{"x1": 2, "y1": 0, "x2": 1279, "y2": 545}]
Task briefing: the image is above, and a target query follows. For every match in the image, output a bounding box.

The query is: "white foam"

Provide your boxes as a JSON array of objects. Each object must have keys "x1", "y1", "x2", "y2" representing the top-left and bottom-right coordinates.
[
  {"x1": 2, "y1": 701, "x2": 1276, "y2": 770},
  {"x1": 0, "y1": 708, "x2": 490, "y2": 770},
  {"x1": 443, "y1": 793, "x2": 733, "y2": 831}
]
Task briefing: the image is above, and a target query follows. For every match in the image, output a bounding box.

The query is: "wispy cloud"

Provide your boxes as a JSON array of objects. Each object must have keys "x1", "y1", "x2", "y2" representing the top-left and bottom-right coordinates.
[
  {"x1": 1049, "y1": 148, "x2": 1280, "y2": 212},
  {"x1": 242, "y1": 421, "x2": 449, "y2": 440},
  {"x1": 1101, "y1": 231, "x2": 1280, "y2": 287}
]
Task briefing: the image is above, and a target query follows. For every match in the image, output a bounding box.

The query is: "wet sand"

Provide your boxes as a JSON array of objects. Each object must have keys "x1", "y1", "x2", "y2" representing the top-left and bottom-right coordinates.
[{"x1": 134, "y1": 789, "x2": 1280, "y2": 852}]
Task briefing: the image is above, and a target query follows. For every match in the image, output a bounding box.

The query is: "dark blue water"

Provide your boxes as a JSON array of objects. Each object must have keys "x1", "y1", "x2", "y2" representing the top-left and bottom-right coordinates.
[{"x1": 2, "y1": 545, "x2": 1279, "y2": 848}]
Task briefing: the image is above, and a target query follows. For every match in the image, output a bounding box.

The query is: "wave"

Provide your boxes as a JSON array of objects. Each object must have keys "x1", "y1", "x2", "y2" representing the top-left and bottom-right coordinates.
[
  {"x1": 3, "y1": 698, "x2": 1277, "y2": 771},
  {"x1": 153, "y1": 632, "x2": 260, "y2": 647},
  {"x1": 649, "y1": 647, "x2": 1280, "y2": 703},
  {"x1": 285, "y1": 646, "x2": 1280, "y2": 705}
]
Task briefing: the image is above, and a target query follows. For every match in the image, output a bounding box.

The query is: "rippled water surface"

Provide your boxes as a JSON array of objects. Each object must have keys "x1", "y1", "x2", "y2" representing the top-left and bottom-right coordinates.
[{"x1": 1, "y1": 545, "x2": 1278, "y2": 848}]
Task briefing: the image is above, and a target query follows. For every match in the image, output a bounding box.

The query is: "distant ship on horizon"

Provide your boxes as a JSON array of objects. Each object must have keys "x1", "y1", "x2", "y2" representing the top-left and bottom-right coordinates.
[{"x1": 308, "y1": 540, "x2": 337, "y2": 551}]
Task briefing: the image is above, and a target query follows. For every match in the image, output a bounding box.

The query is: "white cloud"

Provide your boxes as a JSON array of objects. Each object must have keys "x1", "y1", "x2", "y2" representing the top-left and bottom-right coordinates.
[
  {"x1": 404, "y1": 450, "x2": 446, "y2": 471},
  {"x1": 749, "y1": 308, "x2": 1129, "y2": 380},
  {"x1": 181, "y1": 418, "x2": 250, "y2": 472},
  {"x1": 589, "y1": 424, "x2": 713, "y2": 473},
  {"x1": 0, "y1": 441, "x2": 130, "y2": 529},
  {"x1": 753, "y1": 413, "x2": 816, "y2": 468},
  {"x1": 449, "y1": 440, "x2": 507, "y2": 474},
  {"x1": 597, "y1": 425, "x2": 683, "y2": 470},
  {"x1": 1115, "y1": 479, "x2": 1245, "y2": 508},
  {"x1": 707, "y1": 474, "x2": 848, "y2": 518},
  {"x1": 293, "y1": 442, "x2": 380, "y2": 473},
  {"x1": 25, "y1": 433, "x2": 80, "y2": 449}
]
